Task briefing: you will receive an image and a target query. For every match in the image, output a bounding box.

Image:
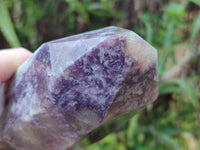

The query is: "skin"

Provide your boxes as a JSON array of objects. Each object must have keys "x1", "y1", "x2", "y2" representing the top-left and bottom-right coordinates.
[{"x1": 0, "y1": 48, "x2": 32, "y2": 84}]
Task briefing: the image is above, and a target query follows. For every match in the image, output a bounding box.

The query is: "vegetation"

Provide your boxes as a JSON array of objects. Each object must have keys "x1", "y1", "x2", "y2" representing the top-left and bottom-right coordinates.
[{"x1": 0, "y1": 0, "x2": 200, "y2": 149}]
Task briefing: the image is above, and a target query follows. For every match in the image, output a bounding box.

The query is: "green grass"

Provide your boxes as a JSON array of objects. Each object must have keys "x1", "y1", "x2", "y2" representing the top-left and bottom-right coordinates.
[
  {"x1": 0, "y1": 0, "x2": 200, "y2": 149},
  {"x1": 0, "y1": 0, "x2": 21, "y2": 47}
]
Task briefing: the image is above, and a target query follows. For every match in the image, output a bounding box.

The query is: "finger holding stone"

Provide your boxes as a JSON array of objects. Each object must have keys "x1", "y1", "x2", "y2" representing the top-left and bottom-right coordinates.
[{"x1": 0, "y1": 48, "x2": 32, "y2": 83}]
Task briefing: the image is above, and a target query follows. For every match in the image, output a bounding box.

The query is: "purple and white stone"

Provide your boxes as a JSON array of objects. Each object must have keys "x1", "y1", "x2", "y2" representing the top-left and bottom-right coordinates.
[{"x1": 0, "y1": 26, "x2": 158, "y2": 150}]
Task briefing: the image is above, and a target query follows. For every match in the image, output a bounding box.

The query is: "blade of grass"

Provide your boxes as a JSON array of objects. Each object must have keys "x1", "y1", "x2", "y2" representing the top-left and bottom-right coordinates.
[
  {"x1": 159, "y1": 86, "x2": 181, "y2": 95},
  {"x1": 155, "y1": 131, "x2": 182, "y2": 150},
  {"x1": 189, "y1": 12, "x2": 200, "y2": 48},
  {"x1": 158, "y1": 22, "x2": 174, "y2": 76},
  {"x1": 126, "y1": 114, "x2": 139, "y2": 148},
  {"x1": 141, "y1": 13, "x2": 153, "y2": 43},
  {"x1": 159, "y1": 78, "x2": 198, "y2": 106},
  {"x1": 0, "y1": 0, "x2": 21, "y2": 47}
]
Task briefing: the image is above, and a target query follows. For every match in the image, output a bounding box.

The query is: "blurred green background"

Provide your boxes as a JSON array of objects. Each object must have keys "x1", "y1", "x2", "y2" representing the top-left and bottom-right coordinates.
[{"x1": 0, "y1": 0, "x2": 200, "y2": 149}]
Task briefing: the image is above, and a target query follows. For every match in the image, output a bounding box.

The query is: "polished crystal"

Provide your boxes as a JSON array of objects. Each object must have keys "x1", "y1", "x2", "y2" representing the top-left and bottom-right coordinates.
[{"x1": 0, "y1": 26, "x2": 158, "y2": 150}]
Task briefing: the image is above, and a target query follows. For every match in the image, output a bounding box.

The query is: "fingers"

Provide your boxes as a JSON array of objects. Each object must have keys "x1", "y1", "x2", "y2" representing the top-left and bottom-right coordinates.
[{"x1": 0, "y1": 48, "x2": 32, "y2": 83}]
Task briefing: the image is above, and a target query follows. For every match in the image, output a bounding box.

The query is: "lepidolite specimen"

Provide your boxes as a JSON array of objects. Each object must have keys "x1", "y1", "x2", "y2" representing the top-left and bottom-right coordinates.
[{"x1": 0, "y1": 26, "x2": 158, "y2": 150}]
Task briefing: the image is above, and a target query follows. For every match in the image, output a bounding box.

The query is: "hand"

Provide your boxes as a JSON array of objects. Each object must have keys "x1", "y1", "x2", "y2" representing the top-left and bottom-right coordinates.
[
  {"x1": 0, "y1": 48, "x2": 32, "y2": 84},
  {"x1": 0, "y1": 48, "x2": 32, "y2": 117}
]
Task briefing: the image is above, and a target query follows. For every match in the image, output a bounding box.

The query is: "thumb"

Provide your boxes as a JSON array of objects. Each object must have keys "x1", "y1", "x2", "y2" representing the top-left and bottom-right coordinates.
[{"x1": 0, "y1": 48, "x2": 32, "y2": 83}]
